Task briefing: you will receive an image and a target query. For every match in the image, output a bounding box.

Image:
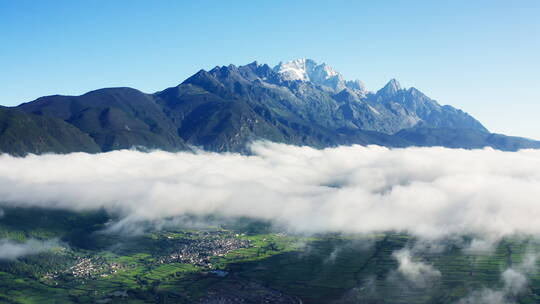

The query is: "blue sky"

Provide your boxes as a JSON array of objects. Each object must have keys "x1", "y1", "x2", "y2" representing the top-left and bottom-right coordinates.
[{"x1": 1, "y1": 0, "x2": 539, "y2": 139}]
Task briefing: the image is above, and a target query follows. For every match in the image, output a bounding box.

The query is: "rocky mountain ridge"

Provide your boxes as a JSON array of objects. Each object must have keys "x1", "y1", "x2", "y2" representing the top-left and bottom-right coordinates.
[{"x1": 2, "y1": 59, "x2": 538, "y2": 155}]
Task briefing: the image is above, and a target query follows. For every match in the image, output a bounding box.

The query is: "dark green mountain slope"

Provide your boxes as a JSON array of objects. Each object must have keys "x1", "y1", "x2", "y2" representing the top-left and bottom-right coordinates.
[
  {"x1": 396, "y1": 126, "x2": 540, "y2": 151},
  {"x1": 154, "y1": 82, "x2": 348, "y2": 152},
  {"x1": 0, "y1": 106, "x2": 100, "y2": 155},
  {"x1": 17, "y1": 88, "x2": 188, "y2": 152}
]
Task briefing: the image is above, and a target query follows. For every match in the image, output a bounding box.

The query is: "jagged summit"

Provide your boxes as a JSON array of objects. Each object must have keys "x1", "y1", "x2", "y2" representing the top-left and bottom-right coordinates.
[
  {"x1": 273, "y1": 58, "x2": 366, "y2": 94},
  {"x1": 377, "y1": 79, "x2": 403, "y2": 98},
  {"x1": 174, "y1": 59, "x2": 487, "y2": 134},
  {"x1": 274, "y1": 58, "x2": 324, "y2": 81},
  {"x1": 184, "y1": 59, "x2": 371, "y2": 96},
  {"x1": 6, "y1": 57, "x2": 538, "y2": 156},
  {"x1": 346, "y1": 79, "x2": 367, "y2": 93}
]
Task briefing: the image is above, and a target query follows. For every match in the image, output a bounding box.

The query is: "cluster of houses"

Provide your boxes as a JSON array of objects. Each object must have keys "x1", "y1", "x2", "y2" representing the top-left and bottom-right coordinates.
[
  {"x1": 157, "y1": 231, "x2": 251, "y2": 267},
  {"x1": 69, "y1": 256, "x2": 122, "y2": 279}
]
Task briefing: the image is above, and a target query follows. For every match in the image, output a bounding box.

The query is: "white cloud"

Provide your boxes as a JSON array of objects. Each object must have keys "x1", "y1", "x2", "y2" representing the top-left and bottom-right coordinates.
[
  {"x1": 456, "y1": 251, "x2": 537, "y2": 303},
  {"x1": 0, "y1": 142, "x2": 540, "y2": 239},
  {"x1": 520, "y1": 251, "x2": 538, "y2": 274},
  {"x1": 461, "y1": 237, "x2": 499, "y2": 254},
  {"x1": 501, "y1": 268, "x2": 527, "y2": 296},
  {"x1": 456, "y1": 288, "x2": 507, "y2": 304},
  {"x1": 0, "y1": 238, "x2": 60, "y2": 260},
  {"x1": 392, "y1": 249, "x2": 441, "y2": 287}
]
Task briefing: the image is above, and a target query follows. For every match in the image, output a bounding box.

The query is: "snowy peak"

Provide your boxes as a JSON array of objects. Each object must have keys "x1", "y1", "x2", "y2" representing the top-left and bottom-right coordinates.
[
  {"x1": 309, "y1": 62, "x2": 340, "y2": 82},
  {"x1": 274, "y1": 58, "x2": 364, "y2": 93},
  {"x1": 377, "y1": 78, "x2": 402, "y2": 98},
  {"x1": 385, "y1": 78, "x2": 402, "y2": 91},
  {"x1": 345, "y1": 80, "x2": 367, "y2": 93},
  {"x1": 274, "y1": 58, "x2": 319, "y2": 81}
]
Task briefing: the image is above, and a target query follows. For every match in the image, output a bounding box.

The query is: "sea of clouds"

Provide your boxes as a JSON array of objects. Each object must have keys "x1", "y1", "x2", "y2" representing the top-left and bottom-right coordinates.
[
  {"x1": 0, "y1": 142, "x2": 539, "y2": 240},
  {"x1": 1, "y1": 142, "x2": 540, "y2": 301}
]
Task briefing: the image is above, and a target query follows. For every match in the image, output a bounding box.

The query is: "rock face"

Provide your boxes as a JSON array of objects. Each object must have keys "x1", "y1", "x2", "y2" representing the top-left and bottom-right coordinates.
[{"x1": 2, "y1": 59, "x2": 538, "y2": 154}]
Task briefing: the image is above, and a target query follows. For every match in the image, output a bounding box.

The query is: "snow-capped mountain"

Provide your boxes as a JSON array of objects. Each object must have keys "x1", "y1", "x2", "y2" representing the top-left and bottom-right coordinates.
[
  {"x1": 273, "y1": 58, "x2": 366, "y2": 95},
  {"x1": 7, "y1": 58, "x2": 539, "y2": 155}
]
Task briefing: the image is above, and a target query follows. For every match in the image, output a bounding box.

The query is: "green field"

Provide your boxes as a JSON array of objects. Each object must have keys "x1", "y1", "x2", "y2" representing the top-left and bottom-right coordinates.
[{"x1": 0, "y1": 207, "x2": 539, "y2": 303}]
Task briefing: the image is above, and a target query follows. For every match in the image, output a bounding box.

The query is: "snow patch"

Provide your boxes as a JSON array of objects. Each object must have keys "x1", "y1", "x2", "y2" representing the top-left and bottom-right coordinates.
[{"x1": 368, "y1": 105, "x2": 380, "y2": 115}]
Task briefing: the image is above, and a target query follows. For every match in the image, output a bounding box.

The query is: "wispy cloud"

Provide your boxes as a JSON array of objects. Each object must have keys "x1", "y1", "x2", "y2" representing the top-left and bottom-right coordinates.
[
  {"x1": 456, "y1": 253, "x2": 537, "y2": 304},
  {"x1": 0, "y1": 238, "x2": 60, "y2": 260},
  {"x1": 391, "y1": 248, "x2": 441, "y2": 288}
]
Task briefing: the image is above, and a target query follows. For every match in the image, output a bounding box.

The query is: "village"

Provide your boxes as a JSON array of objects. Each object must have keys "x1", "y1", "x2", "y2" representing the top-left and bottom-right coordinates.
[
  {"x1": 42, "y1": 230, "x2": 252, "y2": 283},
  {"x1": 69, "y1": 256, "x2": 123, "y2": 279},
  {"x1": 42, "y1": 256, "x2": 124, "y2": 283},
  {"x1": 157, "y1": 230, "x2": 252, "y2": 267}
]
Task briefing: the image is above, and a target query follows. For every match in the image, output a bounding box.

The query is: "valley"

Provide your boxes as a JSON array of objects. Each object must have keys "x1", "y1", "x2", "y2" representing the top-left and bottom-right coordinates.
[{"x1": 1, "y1": 207, "x2": 539, "y2": 304}]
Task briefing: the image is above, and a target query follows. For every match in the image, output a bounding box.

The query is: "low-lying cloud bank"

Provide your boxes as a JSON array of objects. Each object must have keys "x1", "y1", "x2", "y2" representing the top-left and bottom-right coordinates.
[
  {"x1": 0, "y1": 238, "x2": 60, "y2": 260},
  {"x1": 1, "y1": 142, "x2": 540, "y2": 239}
]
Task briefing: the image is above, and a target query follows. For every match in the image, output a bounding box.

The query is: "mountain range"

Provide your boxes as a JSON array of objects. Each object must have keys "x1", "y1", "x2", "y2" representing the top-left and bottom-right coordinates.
[{"x1": 2, "y1": 58, "x2": 539, "y2": 155}]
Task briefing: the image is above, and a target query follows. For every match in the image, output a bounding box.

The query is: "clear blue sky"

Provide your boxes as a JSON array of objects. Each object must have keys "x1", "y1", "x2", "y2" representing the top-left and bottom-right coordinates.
[{"x1": 1, "y1": 0, "x2": 539, "y2": 139}]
